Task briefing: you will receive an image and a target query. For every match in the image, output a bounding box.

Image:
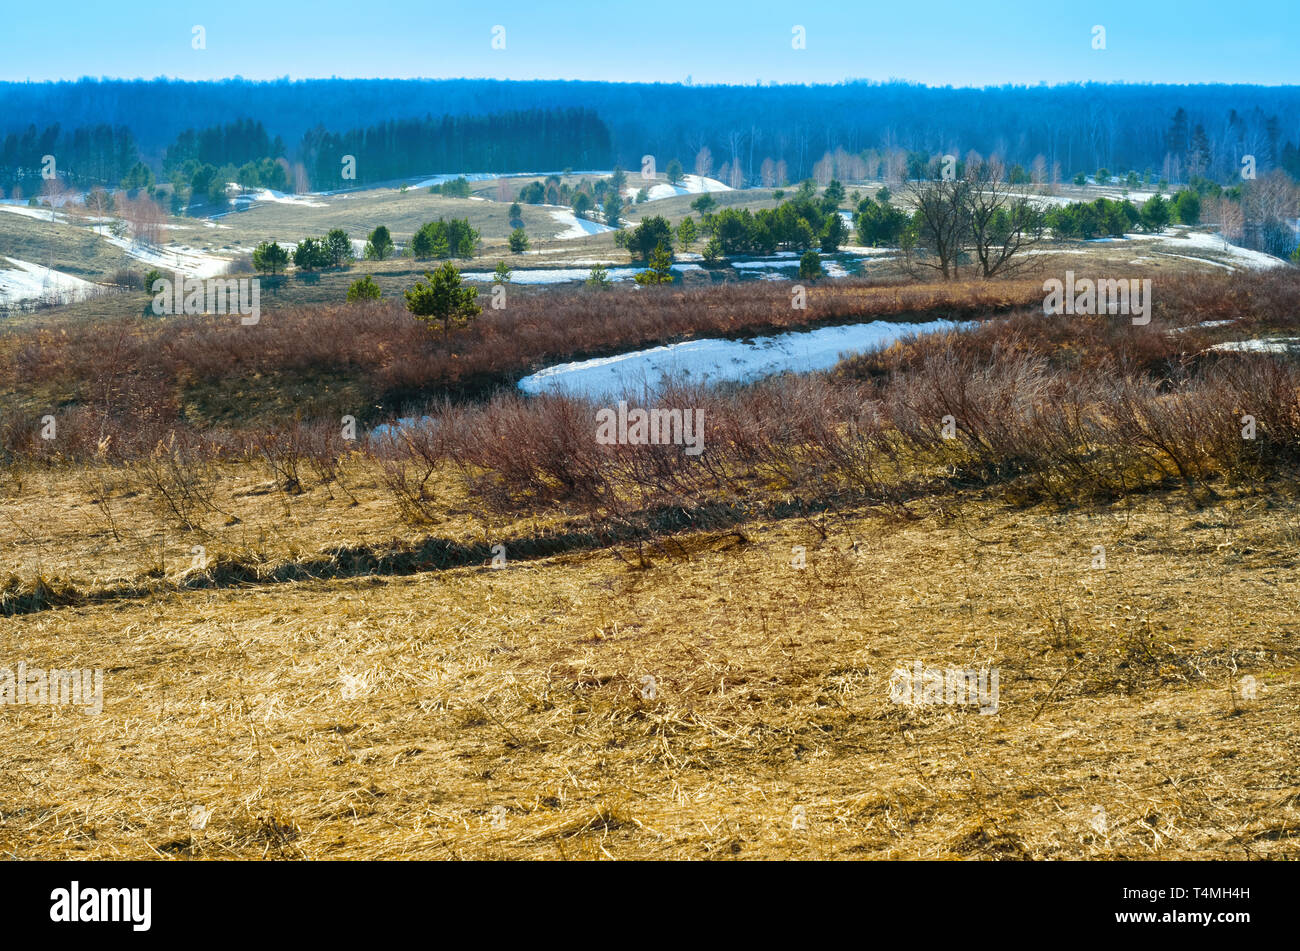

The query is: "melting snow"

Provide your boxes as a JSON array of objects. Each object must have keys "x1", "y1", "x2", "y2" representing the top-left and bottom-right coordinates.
[
  {"x1": 1210, "y1": 338, "x2": 1300, "y2": 353},
  {"x1": 518, "y1": 318, "x2": 967, "y2": 400},
  {"x1": 547, "y1": 208, "x2": 616, "y2": 239},
  {"x1": 0, "y1": 257, "x2": 100, "y2": 306},
  {"x1": 623, "y1": 174, "x2": 732, "y2": 202}
]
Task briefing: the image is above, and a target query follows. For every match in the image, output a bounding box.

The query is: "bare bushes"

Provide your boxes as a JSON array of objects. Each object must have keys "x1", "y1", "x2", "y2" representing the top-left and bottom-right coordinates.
[
  {"x1": 372, "y1": 404, "x2": 469, "y2": 524},
  {"x1": 1110, "y1": 357, "x2": 1300, "y2": 488},
  {"x1": 0, "y1": 278, "x2": 1046, "y2": 450},
  {"x1": 369, "y1": 339, "x2": 1300, "y2": 534},
  {"x1": 133, "y1": 433, "x2": 228, "y2": 533}
]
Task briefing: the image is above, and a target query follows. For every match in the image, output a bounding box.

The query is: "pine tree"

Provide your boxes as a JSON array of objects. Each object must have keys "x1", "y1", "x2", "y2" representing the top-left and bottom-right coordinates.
[
  {"x1": 404, "y1": 262, "x2": 482, "y2": 336},
  {"x1": 604, "y1": 194, "x2": 624, "y2": 226},
  {"x1": 364, "y1": 225, "x2": 394, "y2": 261},
  {"x1": 253, "y1": 240, "x2": 289, "y2": 276},
  {"x1": 325, "y1": 229, "x2": 354, "y2": 267},
  {"x1": 346, "y1": 275, "x2": 382, "y2": 302},
  {"x1": 676, "y1": 216, "x2": 698, "y2": 251},
  {"x1": 1140, "y1": 194, "x2": 1171, "y2": 233},
  {"x1": 634, "y1": 242, "x2": 674, "y2": 285}
]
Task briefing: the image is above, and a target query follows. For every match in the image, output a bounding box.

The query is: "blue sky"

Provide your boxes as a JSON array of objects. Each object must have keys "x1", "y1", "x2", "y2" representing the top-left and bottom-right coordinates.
[{"x1": 5, "y1": 0, "x2": 1298, "y2": 86}]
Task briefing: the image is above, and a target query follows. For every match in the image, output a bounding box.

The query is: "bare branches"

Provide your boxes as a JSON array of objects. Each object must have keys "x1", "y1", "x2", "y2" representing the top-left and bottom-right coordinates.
[{"x1": 905, "y1": 157, "x2": 1045, "y2": 280}]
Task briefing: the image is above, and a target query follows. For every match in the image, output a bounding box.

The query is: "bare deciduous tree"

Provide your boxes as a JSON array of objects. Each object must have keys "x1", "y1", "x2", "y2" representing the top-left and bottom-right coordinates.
[
  {"x1": 965, "y1": 159, "x2": 1044, "y2": 277},
  {"x1": 694, "y1": 146, "x2": 713, "y2": 181},
  {"x1": 906, "y1": 158, "x2": 1044, "y2": 280},
  {"x1": 905, "y1": 178, "x2": 971, "y2": 279}
]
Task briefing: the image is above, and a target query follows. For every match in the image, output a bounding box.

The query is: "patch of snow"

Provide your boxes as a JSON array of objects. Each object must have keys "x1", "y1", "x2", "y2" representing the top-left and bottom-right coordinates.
[
  {"x1": 624, "y1": 182, "x2": 684, "y2": 202},
  {"x1": 1172, "y1": 230, "x2": 1288, "y2": 270},
  {"x1": 546, "y1": 208, "x2": 616, "y2": 240},
  {"x1": 1168, "y1": 320, "x2": 1236, "y2": 334},
  {"x1": 402, "y1": 172, "x2": 500, "y2": 191},
  {"x1": 1022, "y1": 189, "x2": 1170, "y2": 210},
  {"x1": 1210, "y1": 338, "x2": 1300, "y2": 353},
  {"x1": 232, "y1": 188, "x2": 327, "y2": 209},
  {"x1": 682, "y1": 174, "x2": 730, "y2": 194},
  {"x1": 95, "y1": 228, "x2": 232, "y2": 278},
  {"x1": 461, "y1": 263, "x2": 697, "y2": 285},
  {"x1": 0, "y1": 203, "x2": 60, "y2": 222},
  {"x1": 729, "y1": 259, "x2": 799, "y2": 271},
  {"x1": 518, "y1": 318, "x2": 967, "y2": 400},
  {"x1": 621, "y1": 174, "x2": 732, "y2": 203},
  {"x1": 0, "y1": 257, "x2": 100, "y2": 306},
  {"x1": 837, "y1": 245, "x2": 898, "y2": 256},
  {"x1": 1035, "y1": 228, "x2": 1288, "y2": 272}
]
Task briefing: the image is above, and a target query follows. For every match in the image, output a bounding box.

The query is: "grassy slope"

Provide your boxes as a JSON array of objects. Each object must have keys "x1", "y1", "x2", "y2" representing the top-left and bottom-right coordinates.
[
  {"x1": 208, "y1": 188, "x2": 582, "y2": 250},
  {"x1": 0, "y1": 211, "x2": 135, "y2": 280}
]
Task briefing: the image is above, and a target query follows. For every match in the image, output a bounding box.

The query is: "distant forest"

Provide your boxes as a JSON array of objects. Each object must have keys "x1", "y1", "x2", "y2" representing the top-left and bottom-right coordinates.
[
  {"x1": 300, "y1": 109, "x2": 612, "y2": 187},
  {"x1": 2, "y1": 78, "x2": 1300, "y2": 196}
]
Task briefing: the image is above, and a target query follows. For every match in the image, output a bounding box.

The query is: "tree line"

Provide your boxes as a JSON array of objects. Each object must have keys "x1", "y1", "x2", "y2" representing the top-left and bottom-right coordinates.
[
  {"x1": 5, "y1": 78, "x2": 1300, "y2": 188},
  {"x1": 299, "y1": 108, "x2": 612, "y2": 189},
  {"x1": 0, "y1": 123, "x2": 140, "y2": 197}
]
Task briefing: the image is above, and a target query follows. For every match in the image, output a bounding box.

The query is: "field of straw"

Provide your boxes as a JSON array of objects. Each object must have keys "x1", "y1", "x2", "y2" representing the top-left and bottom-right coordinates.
[{"x1": 1, "y1": 462, "x2": 1297, "y2": 859}]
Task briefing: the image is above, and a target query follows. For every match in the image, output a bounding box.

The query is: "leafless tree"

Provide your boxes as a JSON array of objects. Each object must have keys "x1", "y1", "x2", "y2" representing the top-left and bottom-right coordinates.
[
  {"x1": 694, "y1": 146, "x2": 713, "y2": 180},
  {"x1": 905, "y1": 178, "x2": 971, "y2": 279},
  {"x1": 1030, "y1": 154, "x2": 1048, "y2": 191},
  {"x1": 120, "y1": 194, "x2": 165, "y2": 246},
  {"x1": 965, "y1": 158, "x2": 1044, "y2": 277},
  {"x1": 1238, "y1": 170, "x2": 1300, "y2": 256},
  {"x1": 905, "y1": 159, "x2": 1044, "y2": 280},
  {"x1": 725, "y1": 129, "x2": 746, "y2": 185},
  {"x1": 85, "y1": 186, "x2": 114, "y2": 218}
]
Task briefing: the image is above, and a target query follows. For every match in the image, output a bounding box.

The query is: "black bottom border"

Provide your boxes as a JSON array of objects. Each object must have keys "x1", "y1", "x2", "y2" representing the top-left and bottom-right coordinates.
[{"x1": 0, "y1": 859, "x2": 1282, "y2": 938}]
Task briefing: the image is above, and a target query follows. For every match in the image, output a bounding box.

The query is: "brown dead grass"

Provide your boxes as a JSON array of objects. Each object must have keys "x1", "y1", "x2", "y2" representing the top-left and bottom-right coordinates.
[{"x1": 1, "y1": 472, "x2": 1297, "y2": 860}]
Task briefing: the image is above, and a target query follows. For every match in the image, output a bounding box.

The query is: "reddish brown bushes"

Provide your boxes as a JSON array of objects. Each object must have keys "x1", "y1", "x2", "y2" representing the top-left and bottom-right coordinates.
[
  {"x1": 370, "y1": 340, "x2": 1299, "y2": 529},
  {"x1": 4, "y1": 269, "x2": 1299, "y2": 541},
  {"x1": 2, "y1": 277, "x2": 1045, "y2": 444}
]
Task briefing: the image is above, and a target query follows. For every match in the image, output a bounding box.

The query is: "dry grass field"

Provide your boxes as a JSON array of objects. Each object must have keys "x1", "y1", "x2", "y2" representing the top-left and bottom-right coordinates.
[{"x1": 1, "y1": 452, "x2": 1297, "y2": 860}]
